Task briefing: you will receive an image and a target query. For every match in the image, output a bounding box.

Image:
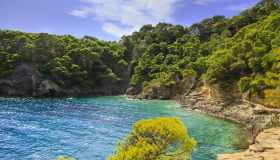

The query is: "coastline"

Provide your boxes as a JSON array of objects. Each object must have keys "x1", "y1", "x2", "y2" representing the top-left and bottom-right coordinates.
[
  {"x1": 177, "y1": 93, "x2": 280, "y2": 137},
  {"x1": 2, "y1": 93, "x2": 280, "y2": 159},
  {"x1": 175, "y1": 92, "x2": 280, "y2": 160},
  {"x1": 217, "y1": 127, "x2": 280, "y2": 160},
  {"x1": 129, "y1": 93, "x2": 280, "y2": 138},
  {"x1": 128, "y1": 92, "x2": 280, "y2": 159}
]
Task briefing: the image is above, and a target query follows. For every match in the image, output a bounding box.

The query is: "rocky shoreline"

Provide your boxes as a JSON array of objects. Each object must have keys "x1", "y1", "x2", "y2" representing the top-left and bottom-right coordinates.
[
  {"x1": 0, "y1": 64, "x2": 126, "y2": 97},
  {"x1": 128, "y1": 90, "x2": 280, "y2": 159},
  {"x1": 218, "y1": 127, "x2": 280, "y2": 160},
  {"x1": 178, "y1": 94, "x2": 280, "y2": 138},
  {"x1": 176, "y1": 87, "x2": 280, "y2": 160}
]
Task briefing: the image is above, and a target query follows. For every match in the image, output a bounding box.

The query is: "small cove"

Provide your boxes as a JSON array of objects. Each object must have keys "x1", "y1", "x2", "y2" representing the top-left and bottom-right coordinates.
[{"x1": 0, "y1": 96, "x2": 248, "y2": 160}]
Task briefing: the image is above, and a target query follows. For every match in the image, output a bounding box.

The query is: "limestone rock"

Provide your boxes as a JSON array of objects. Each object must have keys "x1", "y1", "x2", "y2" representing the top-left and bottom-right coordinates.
[
  {"x1": 37, "y1": 80, "x2": 62, "y2": 96},
  {"x1": 0, "y1": 64, "x2": 42, "y2": 96},
  {"x1": 218, "y1": 128, "x2": 280, "y2": 160}
]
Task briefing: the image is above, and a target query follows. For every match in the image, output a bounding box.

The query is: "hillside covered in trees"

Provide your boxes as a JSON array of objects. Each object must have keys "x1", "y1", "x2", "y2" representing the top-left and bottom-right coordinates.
[
  {"x1": 0, "y1": 0, "x2": 279, "y2": 107},
  {"x1": 0, "y1": 31, "x2": 130, "y2": 96}
]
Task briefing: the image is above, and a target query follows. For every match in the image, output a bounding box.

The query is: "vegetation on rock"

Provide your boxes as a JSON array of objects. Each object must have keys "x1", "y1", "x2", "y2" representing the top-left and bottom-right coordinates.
[
  {"x1": 124, "y1": 0, "x2": 280, "y2": 107},
  {"x1": 0, "y1": 31, "x2": 129, "y2": 96},
  {"x1": 0, "y1": 0, "x2": 279, "y2": 107}
]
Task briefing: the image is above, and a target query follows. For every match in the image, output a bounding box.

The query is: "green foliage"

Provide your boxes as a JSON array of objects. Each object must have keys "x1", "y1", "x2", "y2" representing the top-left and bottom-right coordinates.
[
  {"x1": 108, "y1": 117, "x2": 196, "y2": 160},
  {"x1": 264, "y1": 88, "x2": 280, "y2": 107},
  {"x1": 0, "y1": 0, "x2": 279, "y2": 106},
  {"x1": 238, "y1": 77, "x2": 252, "y2": 93},
  {"x1": 127, "y1": 31, "x2": 203, "y2": 95},
  {"x1": 204, "y1": 7, "x2": 280, "y2": 104},
  {"x1": 0, "y1": 51, "x2": 21, "y2": 77},
  {"x1": 0, "y1": 30, "x2": 127, "y2": 92},
  {"x1": 123, "y1": 0, "x2": 280, "y2": 107}
]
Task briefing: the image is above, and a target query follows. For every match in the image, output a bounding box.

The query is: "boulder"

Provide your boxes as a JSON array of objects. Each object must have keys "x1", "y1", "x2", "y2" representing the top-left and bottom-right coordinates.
[
  {"x1": 37, "y1": 80, "x2": 62, "y2": 96},
  {"x1": 0, "y1": 64, "x2": 42, "y2": 96}
]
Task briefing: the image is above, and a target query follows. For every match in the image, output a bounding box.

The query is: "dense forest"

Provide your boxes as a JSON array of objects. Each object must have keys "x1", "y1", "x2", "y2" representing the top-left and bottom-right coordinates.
[
  {"x1": 0, "y1": 0, "x2": 279, "y2": 107},
  {"x1": 0, "y1": 31, "x2": 130, "y2": 96}
]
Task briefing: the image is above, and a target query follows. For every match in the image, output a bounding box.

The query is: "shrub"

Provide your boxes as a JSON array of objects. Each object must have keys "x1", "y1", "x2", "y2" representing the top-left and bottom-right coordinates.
[{"x1": 108, "y1": 117, "x2": 196, "y2": 160}]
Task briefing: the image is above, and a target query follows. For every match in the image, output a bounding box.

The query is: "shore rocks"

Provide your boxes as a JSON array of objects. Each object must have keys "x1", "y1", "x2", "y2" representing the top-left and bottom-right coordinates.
[
  {"x1": 179, "y1": 85, "x2": 280, "y2": 139},
  {"x1": 129, "y1": 74, "x2": 197, "y2": 100},
  {"x1": 0, "y1": 64, "x2": 67, "y2": 97},
  {"x1": 178, "y1": 84, "x2": 280, "y2": 160},
  {"x1": 37, "y1": 80, "x2": 63, "y2": 96},
  {"x1": 0, "y1": 63, "x2": 126, "y2": 97},
  {"x1": 0, "y1": 64, "x2": 41, "y2": 96},
  {"x1": 218, "y1": 127, "x2": 280, "y2": 160},
  {"x1": 141, "y1": 84, "x2": 175, "y2": 100}
]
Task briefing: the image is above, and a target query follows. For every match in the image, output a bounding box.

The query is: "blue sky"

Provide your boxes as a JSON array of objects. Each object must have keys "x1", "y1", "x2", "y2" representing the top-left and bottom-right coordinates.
[{"x1": 0, "y1": 0, "x2": 259, "y2": 41}]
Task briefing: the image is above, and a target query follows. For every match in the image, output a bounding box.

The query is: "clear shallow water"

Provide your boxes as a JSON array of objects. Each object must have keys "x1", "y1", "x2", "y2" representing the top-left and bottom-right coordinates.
[{"x1": 0, "y1": 96, "x2": 247, "y2": 160}]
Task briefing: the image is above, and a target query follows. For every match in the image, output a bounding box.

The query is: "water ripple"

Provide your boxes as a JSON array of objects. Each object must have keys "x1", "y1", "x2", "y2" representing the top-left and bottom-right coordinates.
[{"x1": 0, "y1": 96, "x2": 247, "y2": 160}]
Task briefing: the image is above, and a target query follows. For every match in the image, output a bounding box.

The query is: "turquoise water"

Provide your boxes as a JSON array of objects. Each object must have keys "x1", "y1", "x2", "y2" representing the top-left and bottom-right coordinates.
[{"x1": 0, "y1": 96, "x2": 247, "y2": 160}]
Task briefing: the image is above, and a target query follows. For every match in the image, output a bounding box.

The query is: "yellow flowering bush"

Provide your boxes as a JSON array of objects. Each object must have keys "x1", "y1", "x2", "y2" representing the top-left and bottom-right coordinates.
[{"x1": 108, "y1": 117, "x2": 196, "y2": 160}]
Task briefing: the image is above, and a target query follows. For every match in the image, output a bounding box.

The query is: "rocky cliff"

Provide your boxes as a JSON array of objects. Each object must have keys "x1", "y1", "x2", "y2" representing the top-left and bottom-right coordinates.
[
  {"x1": 0, "y1": 63, "x2": 127, "y2": 97},
  {"x1": 178, "y1": 83, "x2": 280, "y2": 139},
  {"x1": 175, "y1": 83, "x2": 280, "y2": 159}
]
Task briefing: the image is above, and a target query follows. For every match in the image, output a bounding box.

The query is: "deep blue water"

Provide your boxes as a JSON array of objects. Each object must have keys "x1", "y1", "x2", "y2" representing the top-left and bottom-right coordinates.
[{"x1": 0, "y1": 96, "x2": 247, "y2": 160}]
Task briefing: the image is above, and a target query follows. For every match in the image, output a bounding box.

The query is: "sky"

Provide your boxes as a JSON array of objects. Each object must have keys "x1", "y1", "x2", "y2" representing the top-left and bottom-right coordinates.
[{"x1": 0, "y1": 0, "x2": 260, "y2": 41}]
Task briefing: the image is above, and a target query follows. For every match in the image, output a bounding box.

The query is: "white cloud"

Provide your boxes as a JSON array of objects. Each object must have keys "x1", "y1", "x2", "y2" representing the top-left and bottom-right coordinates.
[
  {"x1": 69, "y1": 7, "x2": 93, "y2": 18},
  {"x1": 102, "y1": 23, "x2": 136, "y2": 37},
  {"x1": 225, "y1": 4, "x2": 254, "y2": 11},
  {"x1": 70, "y1": 0, "x2": 181, "y2": 37}
]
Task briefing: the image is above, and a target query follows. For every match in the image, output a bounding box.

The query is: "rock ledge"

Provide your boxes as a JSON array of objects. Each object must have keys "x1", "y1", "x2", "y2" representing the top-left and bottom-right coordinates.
[{"x1": 218, "y1": 127, "x2": 280, "y2": 160}]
